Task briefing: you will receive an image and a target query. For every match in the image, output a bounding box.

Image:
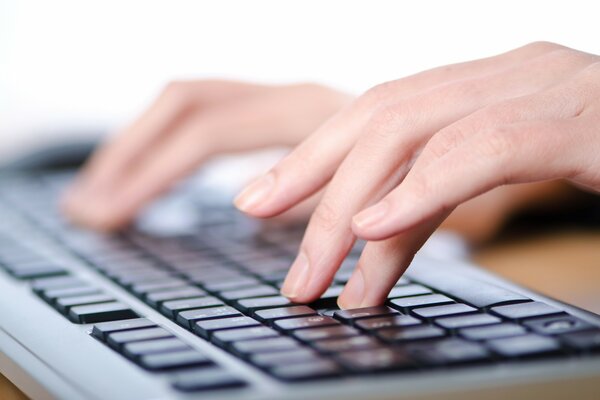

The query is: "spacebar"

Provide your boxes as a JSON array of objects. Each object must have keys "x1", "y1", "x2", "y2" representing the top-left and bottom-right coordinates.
[{"x1": 406, "y1": 270, "x2": 530, "y2": 309}]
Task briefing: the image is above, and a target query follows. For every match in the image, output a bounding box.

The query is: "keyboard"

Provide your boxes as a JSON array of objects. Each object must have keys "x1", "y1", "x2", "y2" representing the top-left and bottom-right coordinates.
[{"x1": 0, "y1": 170, "x2": 599, "y2": 395}]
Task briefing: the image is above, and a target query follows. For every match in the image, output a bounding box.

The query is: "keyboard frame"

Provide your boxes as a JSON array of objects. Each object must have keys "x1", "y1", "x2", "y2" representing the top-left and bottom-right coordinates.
[{"x1": 0, "y1": 171, "x2": 599, "y2": 400}]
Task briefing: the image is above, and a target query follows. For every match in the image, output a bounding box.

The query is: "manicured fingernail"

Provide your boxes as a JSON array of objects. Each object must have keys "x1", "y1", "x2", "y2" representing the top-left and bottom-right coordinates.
[
  {"x1": 338, "y1": 268, "x2": 365, "y2": 309},
  {"x1": 280, "y1": 252, "x2": 310, "y2": 299},
  {"x1": 234, "y1": 172, "x2": 275, "y2": 212},
  {"x1": 352, "y1": 201, "x2": 389, "y2": 230}
]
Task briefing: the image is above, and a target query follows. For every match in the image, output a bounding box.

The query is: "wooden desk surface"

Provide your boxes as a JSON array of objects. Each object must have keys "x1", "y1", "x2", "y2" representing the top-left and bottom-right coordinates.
[{"x1": 2, "y1": 229, "x2": 599, "y2": 399}]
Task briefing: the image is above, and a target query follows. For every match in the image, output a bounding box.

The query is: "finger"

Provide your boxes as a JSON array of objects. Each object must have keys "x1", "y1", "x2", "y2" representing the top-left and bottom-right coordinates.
[
  {"x1": 354, "y1": 119, "x2": 574, "y2": 241},
  {"x1": 337, "y1": 216, "x2": 444, "y2": 309},
  {"x1": 234, "y1": 42, "x2": 561, "y2": 218}
]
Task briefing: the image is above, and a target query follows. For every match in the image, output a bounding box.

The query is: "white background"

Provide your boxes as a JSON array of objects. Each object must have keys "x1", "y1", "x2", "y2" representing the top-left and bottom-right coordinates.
[{"x1": 1, "y1": 0, "x2": 599, "y2": 160}]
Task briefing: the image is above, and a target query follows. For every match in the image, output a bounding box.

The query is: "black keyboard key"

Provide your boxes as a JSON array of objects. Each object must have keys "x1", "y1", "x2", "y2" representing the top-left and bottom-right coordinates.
[
  {"x1": 389, "y1": 294, "x2": 454, "y2": 311},
  {"x1": 211, "y1": 326, "x2": 280, "y2": 347},
  {"x1": 194, "y1": 316, "x2": 260, "y2": 339},
  {"x1": 377, "y1": 325, "x2": 445, "y2": 343},
  {"x1": 219, "y1": 285, "x2": 279, "y2": 301},
  {"x1": 177, "y1": 306, "x2": 242, "y2": 329},
  {"x1": 523, "y1": 315, "x2": 594, "y2": 335},
  {"x1": 161, "y1": 297, "x2": 223, "y2": 318},
  {"x1": 55, "y1": 293, "x2": 114, "y2": 313},
  {"x1": 130, "y1": 279, "x2": 189, "y2": 297},
  {"x1": 460, "y1": 323, "x2": 527, "y2": 341},
  {"x1": 387, "y1": 284, "x2": 432, "y2": 298},
  {"x1": 355, "y1": 314, "x2": 421, "y2": 331},
  {"x1": 412, "y1": 303, "x2": 476, "y2": 319},
  {"x1": 293, "y1": 325, "x2": 361, "y2": 342},
  {"x1": 69, "y1": 302, "x2": 137, "y2": 324},
  {"x1": 435, "y1": 313, "x2": 501, "y2": 330},
  {"x1": 406, "y1": 338, "x2": 491, "y2": 365},
  {"x1": 561, "y1": 329, "x2": 600, "y2": 351},
  {"x1": 145, "y1": 286, "x2": 207, "y2": 307},
  {"x1": 10, "y1": 262, "x2": 67, "y2": 279},
  {"x1": 336, "y1": 348, "x2": 416, "y2": 372},
  {"x1": 333, "y1": 306, "x2": 398, "y2": 323},
  {"x1": 254, "y1": 305, "x2": 317, "y2": 322},
  {"x1": 270, "y1": 359, "x2": 342, "y2": 381},
  {"x1": 123, "y1": 338, "x2": 190, "y2": 359},
  {"x1": 491, "y1": 301, "x2": 562, "y2": 320},
  {"x1": 231, "y1": 336, "x2": 300, "y2": 356},
  {"x1": 236, "y1": 296, "x2": 294, "y2": 313},
  {"x1": 250, "y1": 348, "x2": 322, "y2": 368},
  {"x1": 108, "y1": 327, "x2": 173, "y2": 349},
  {"x1": 171, "y1": 367, "x2": 247, "y2": 392},
  {"x1": 42, "y1": 286, "x2": 100, "y2": 303},
  {"x1": 92, "y1": 318, "x2": 156, "y2": 341},
  {"x1": 274, "y1": 315, "x2": 340, "y2": 331},
  {"x1": 407, "y1": 270, "x2": 529, "y2": 308},
  {"x1": 139, "y1": 349, "x2": 211, "y2": 371},
  {"x1": 32, "y1": 276, "x2": 84, "y2": 292},
  {"x1": 312, "y1": 335, "x2": 382, "y2": 353},
  {"x1": 487, "y1": 333, "x2": 561, "y2": 357},
  {"x1": 203, "y1": 276, "x2": 262, "y2": 292}
]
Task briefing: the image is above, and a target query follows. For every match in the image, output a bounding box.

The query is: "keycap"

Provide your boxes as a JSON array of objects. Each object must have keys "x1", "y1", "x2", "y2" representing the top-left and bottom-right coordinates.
[
  {"x1": 146, "y1": 286, "x2": 206, "y2": 307},
  {"x1": 355, "y1": 314, "x2": 421, "y2": 331},
  {"x1": 171, "y1": 367, "x2": 247, "y2": 392},
  {"x1": 8, "y1": 261, "x2": 67, "y2": 279},
  {"x1": 377, "y1": 325, "x2": 445, "y2": 343},
  {"x1": 92, "y1": 318, "x2": 156, "y2": 341},
  {"x1": 333, "y1": 306, "x2": 398, "y2": 323},
  {"x1": 123, "y1": 338, "x2": 191, "y2": 359},
  {"x1": 32, "y1": 276, "x2": 84, "y2": 292},
  {"x1": 250, "y1": 348, "x2": 322, "y2": 368},
  {"x1": 387, "y1": 284, "x2": 432, "y2": 298},
  {"x1": 55, "y1": 293, "x2": 114, "y2": 313},
  {"x1": 459, "y1": 323, "x2": 527, "y2": 341},
  {"x1": 203, "y1": 276, "x2": 261, "y2": 292},
  {"x1": 139, "y1": 349, "x2": 211, "y2": 371},
  {"x1": 254, "y1": 305, "x2": 317, "y2": 322},
  {"x1": 161, "y1": 297, "x2": 223, "y2": 318},
  {"x1": 406, "y1": 338, "x2": 490, "y2": 365},
  {"x1": 412, "y1": 303, "x2": 476, "y2": 319},
  {"x1": 487, "y1": 333, "x2": 561, "y2": 357},
  {"x1": 231, "y1": 336, "x2": 300, "y2": 356},
  {"x1": 274, "y1": 315, "x2": 340, "y2": 331},
  {"x1": 435, "y1": 313, "x2": 501, "y2": 330},
  {"x1": 523, "y1": 315, "x2": 594, "y2": 335},
  {"x1": 194, "y1": 316, "x2": 260, "y2": 339},
  {"x1": 561, "y1": 329, "x2": 600, "y2": 351},
  {"x1": 389, "y1": 294, "x2": 454, "y2": 311},
  {"x1": 293, "y1": 325, "x2": 361, "y2": 342},
  {"x1": 336, "y1": 348, "x2": 416, "y2": 372},
  {"x1": 407, "y1": 270, "x2": 530, "y2": 308},
  {"x1": 211, "y1": 326, "x2": 280, "y2": 347},
  {"x1": 131, "y1": 279, "x2": 189, "y2": 297},
  {"x1": 312, "y1": 335, "x2": 382, "y2": 353},
  {"x1": 236, "y1": 296, "x2": 294, "y2": 313},
  {"x1": 42, "y1": 286, "x2": 100, "y2": 303},
  {"x1": 270, "y1": 359, "x2": 342, "y2": 381},
  {"x1": 108, "y1": 327, "x2": 173, "y2": 349},
  {"x1": 491, "y1": 302, "x2": 562, "y2": 320},
  {"x1": 219, "y1": 285, "x2": 279, "y2": 301},
  {"x1": 177, "y1": 306, "x2": 242, "y2": 329},
  {"x1": 69, "y1": 302, "x2": 138, "y2": 324}
]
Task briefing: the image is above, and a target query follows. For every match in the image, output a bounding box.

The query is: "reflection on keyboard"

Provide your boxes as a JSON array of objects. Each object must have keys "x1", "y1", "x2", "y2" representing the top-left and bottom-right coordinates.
[{"x1": 0, "y1": 171, "x2": 599, "y2": 393}]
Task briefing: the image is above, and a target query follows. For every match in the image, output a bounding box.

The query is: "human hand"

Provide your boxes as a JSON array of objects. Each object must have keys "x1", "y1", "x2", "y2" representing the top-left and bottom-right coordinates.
[
  {"x1": 62, "y1": 80, "x2": 350, "y2": 230},
  {"x1": 233, "y1": 42, "x2": 600, "y2": 309}
]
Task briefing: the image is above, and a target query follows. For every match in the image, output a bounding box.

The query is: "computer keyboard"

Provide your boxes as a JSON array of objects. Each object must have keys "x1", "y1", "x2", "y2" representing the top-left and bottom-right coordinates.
[{"x1": 0, "y1": 171, "x2": 599, "y2": 394}]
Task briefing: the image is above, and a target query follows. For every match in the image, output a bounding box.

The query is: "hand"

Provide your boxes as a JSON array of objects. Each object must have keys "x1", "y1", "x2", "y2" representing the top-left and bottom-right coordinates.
[
  {"x1": 233, "y1": 42, "x2": 600, "y2": 309},
  {"x1": 62, "y1": 80, "x2": 351, "y2": 230}
]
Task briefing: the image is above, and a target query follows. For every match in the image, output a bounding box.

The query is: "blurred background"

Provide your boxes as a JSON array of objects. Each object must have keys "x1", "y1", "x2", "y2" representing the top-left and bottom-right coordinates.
[{"x1": 0, "y1": 0, "x2": 599, "y2": 309}]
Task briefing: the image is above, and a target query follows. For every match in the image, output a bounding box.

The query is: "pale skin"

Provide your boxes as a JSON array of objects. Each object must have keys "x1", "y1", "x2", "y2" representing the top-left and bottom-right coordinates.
[{"x1": 63, "y1": 42, "x2": 600, "y2": 310}]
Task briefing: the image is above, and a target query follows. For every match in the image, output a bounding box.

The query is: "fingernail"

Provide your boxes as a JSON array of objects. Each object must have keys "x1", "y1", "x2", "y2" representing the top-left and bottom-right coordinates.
[
  {"x1": 352, "y1": 201, "x2": 389, "y2": 230},
  {"x1": 234, "y1": 172, "x2": 275, "y2": 212},
  {"x1": 280, "y1": 252, "x2": 310, "y2": 299},
  {"x1": 338, "y1": 268, "x2": 365, "y2": 309}
]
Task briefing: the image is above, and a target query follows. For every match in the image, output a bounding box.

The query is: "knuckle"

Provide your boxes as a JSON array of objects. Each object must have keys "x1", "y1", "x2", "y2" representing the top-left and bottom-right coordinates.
[
  {"x1": 362, "y1": 80, "x2": 398, "y2": 105},
  {"x1": 477, "y1": 126, "x2": 519, "y2": 159},
  {"x1": 311, "y1": 200, "x2": 342, "y2": 233},
  {"x1": 160, "y1": 80, "x2": 191, "y2": 104},
  {"x1": 524, "y1": 41, "x2": 563, "y2": 54},
  {"x1": 426, "y1": 125, "x2": 471, "y2": 160}
]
